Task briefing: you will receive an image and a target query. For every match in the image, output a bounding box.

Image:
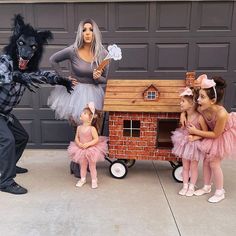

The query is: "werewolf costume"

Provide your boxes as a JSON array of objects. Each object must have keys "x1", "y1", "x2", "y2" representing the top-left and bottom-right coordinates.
[{"x1": 0, "y1": 15, "x2": 72, "y2": 194}]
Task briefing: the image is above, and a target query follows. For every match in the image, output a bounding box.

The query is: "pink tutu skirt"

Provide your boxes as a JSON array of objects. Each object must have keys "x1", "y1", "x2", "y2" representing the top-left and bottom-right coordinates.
[
  {"x1": 199, "y1": 113, "x2": 236, "y2": 160},
  {"x1": 68, "y1": 136, "x2": 108, "y2": 163},
  {"x1": 171, "y1": 128, "x2": 204, "y2": 161}
]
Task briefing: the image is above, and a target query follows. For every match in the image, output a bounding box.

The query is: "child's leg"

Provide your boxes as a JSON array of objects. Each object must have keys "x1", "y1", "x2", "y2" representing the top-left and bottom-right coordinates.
[
  {"x1": 182, "y1": 159, "x2": 190, "y2": 184},
  {"x1": 186, "y1": 160, "x2": 198, "y2": 197},
  {"x1": 203, "y1": 159, "x2": 212, "y2": 185},
  {"x1": 80, "y1": 158, "x2": 88, "y2": 179},
  {"x1": 76, "y1": 158, "x2": 88, "y2": 187},
  {"x1": 88, "y1": 159, "x2": 98, "y2": 189},
  {"x1": 194, "y1": 158, "x2": 212, "y2": 196},
  {"x1": 189, "y1": 160, "x2": 199, "y2": 185},
  {"x1": 179, "y1": 159, "x2": 190, "y2": 195},
  {"x1": 88, "y1": 160, "x2": 97, "y2": 180},
  {"x1": 210, "y1": 158, "x2": 223, "y2": 190},
  {"x1": 208, "y1": 158, "x2": 225, "y2": 203}
]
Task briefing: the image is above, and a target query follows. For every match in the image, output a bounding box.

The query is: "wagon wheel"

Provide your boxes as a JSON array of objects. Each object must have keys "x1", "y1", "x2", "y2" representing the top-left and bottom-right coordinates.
[
  {"x1": 172, "y1": 164, "x2": 183, "y2": 183},
  {"x1": 109, "y1": 160, "x2": 128, "y2": 179},
  {"x1": 118, "y1": 159, "x2": 136, "y2": 168},
  {"x1": 169, "y1": 160, "x2": 182, "y2": 169}
]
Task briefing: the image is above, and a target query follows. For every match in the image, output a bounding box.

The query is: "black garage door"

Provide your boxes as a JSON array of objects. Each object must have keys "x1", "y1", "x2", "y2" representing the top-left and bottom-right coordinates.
[{"x1": 0, "y1": 1, "x2": 235, "y2": 148}]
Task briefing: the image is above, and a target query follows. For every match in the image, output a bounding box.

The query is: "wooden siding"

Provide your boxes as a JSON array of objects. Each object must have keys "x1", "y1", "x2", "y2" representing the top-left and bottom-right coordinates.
[{"x1": 103, "y1": 79, "x2": 186, "y2": 112}]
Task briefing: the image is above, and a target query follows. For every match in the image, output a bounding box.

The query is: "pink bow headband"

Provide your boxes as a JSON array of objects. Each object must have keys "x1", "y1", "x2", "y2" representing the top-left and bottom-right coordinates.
[
  {"x1": 87, "y1": 102, "x2": 95, "y2": 121},
  {"x1": 179, "y1": 87, "x2": 193, "y2": 97},
  {"x1": 198, "y1": 74, "x2": 217, "y2": 100}
]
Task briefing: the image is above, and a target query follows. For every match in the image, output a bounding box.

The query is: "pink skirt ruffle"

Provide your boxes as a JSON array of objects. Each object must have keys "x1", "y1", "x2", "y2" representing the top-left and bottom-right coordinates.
[
  {"x1": 68, "y1": 136, "x2": 108, "y2": 163},
  {"x1": 171, "y1": 128, "x2": 204, "y2": 161},
  {"x1": 199, "y1": 113, "x2": 236, "y2": 160}
]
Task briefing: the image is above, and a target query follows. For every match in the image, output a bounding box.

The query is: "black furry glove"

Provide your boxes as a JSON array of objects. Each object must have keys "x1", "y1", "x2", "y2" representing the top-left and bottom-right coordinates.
[
  {"x1": 13, "y1": 71, "x2": 47, "y2": 92},
  {"x1": 55, "y1": 76, "x2": 73, "y2": 94}
]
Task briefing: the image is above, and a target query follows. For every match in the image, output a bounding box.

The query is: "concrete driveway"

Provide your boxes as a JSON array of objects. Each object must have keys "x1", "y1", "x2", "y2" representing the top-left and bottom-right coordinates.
[{"x1": 0, "y1": 150, "x2": 236, "y2": 236}]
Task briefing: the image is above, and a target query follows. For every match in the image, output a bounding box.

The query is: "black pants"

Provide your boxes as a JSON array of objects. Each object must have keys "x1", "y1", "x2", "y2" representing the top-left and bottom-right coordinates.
[{"x1": 0, "y1": 114, "x2": 29, "y2": 188}]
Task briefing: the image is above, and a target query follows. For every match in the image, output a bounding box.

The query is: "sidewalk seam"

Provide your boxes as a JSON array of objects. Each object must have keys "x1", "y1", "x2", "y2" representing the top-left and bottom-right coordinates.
[{"x1": 152, "y1": 161, "x2": 181, "y2": 236}]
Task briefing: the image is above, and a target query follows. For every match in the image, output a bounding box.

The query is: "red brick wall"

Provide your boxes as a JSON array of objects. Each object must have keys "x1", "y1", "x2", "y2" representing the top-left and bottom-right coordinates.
[{"x1": 108, "y1": 112, "x2": 180, "y2": 161}]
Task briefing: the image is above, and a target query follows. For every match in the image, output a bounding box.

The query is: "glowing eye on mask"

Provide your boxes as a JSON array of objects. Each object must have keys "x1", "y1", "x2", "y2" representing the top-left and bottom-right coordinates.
[
  {"x1": 31, "y1": 45, "x2": 37, "y2": 50},
  {"x1": 18, "y1": 41, "x2": 24, "y2": 46}
]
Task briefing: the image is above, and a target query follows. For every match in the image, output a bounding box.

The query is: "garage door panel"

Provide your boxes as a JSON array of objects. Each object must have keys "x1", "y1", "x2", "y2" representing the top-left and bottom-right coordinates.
[
  {"x1": 155, "y1": 44, "x2": 189, "y2": 71},
  {"x1": 74, "y1": 3, "x2": 109, "y2": 32},
  {"x1": 195, "y1": 43, "x2": 229, "y2": 71},
  {"x1": 156, "y1": 2, "x2": 191, "y2": 31},
  {"x1": 115, "y1": 2, "x2": 149, "y2": 32},
  {"x1": 41, "y1": 120, "x2": 74, "y2": 144},
  {"x1": 198, "y1": 1, "x2": 233, "y2": 31}
]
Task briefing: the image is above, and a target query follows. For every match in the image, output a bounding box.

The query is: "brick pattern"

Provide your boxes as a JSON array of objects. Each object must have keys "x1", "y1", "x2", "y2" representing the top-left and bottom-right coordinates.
[{"x1": 108, "y1": 112, "x2": 181, "y2": 161}]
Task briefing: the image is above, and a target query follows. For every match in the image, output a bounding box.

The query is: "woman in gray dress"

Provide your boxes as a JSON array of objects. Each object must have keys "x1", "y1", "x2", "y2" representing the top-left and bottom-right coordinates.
[{"x1": 47, "y1": 19, "x2": 109, "y2": 124}]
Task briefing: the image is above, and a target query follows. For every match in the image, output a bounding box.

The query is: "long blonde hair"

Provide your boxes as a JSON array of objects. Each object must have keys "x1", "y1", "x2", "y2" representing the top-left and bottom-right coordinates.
[{"x1": 74, "y1": 19, "x2": 105, "y2": 66}]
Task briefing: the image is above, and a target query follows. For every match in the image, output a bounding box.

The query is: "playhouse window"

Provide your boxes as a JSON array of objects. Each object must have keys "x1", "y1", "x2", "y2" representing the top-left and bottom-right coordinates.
[
  {"x1": 147, "y1": 91, "x2": 156, "y2": 100},
  {"x1": 123, "y1": 120, "x2": 140, "y2": 137},
  {"x1": 157, "y1": 119, "x2": 179, "y2": 149}
]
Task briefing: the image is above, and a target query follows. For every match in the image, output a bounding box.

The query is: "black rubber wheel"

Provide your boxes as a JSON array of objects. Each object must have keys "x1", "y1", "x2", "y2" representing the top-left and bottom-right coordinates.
[
  {"x1": 172, "y1": 164, "x2": 183, "y2": 183},
  {"x1": 109, "y1": 160, "x2": 128, "y2": 179},
  {"x1": 118, "y1": 159, "x2": 136, "y2": 168}
]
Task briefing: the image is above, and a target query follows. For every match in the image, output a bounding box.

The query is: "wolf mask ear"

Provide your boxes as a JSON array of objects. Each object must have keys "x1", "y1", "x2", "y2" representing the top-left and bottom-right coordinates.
[
  {"x1": 13, "y1": 14, "x2": 25, "y2": 36},
  {"x1": 37, "y1": 30, "x2": 53, "y2": 44}
]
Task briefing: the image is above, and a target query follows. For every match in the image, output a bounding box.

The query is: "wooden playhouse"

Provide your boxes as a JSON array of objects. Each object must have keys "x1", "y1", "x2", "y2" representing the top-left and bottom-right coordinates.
[{"x1": 103, "y1": 73, "x2": 194, "y2": 181}]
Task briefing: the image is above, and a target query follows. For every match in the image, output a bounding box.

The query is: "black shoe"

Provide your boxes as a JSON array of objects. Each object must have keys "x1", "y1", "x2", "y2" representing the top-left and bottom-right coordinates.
[
  {"x1": 0, "y1": 182, "x2": 28, "y2": 195},
  {"x1": 16, "y1": 166, "x2": 28, "y2": 174}
]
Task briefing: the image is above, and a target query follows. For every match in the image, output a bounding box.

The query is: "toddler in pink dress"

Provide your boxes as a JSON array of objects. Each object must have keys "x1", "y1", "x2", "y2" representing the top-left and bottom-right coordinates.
[
  {"x1": 68, "y1": 102, "x2": 108, "y2": 189},
  {"x1": 171, "y1": 87, "x2": 207, "y2": 196}
]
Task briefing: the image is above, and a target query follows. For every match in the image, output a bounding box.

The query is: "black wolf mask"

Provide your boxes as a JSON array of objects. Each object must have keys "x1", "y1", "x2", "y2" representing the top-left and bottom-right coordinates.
[{"x1": 4, "y1": 14, "x2": 53, "y2": 72}]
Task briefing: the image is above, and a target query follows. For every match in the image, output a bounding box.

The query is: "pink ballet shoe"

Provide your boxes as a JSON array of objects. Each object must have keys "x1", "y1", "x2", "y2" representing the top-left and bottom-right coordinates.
[
  {"x1": 178, "y1": 187, "x2": 188, "y2": 196},
  {"x1": 186, "y1": 187, "x2": 195, "y2": 197},
  {"x1": 92, "y1": 179, "x2": 98, "y2": 189},
  {"x1": 194, "y1": 186, "x2": 211, "y2": 196},
  {"x1": 208, "y1": 189, "x2": 225, "y2": 203},
  {"x1": 76, "y1": 178, "x2": 86, "y2": 187}
]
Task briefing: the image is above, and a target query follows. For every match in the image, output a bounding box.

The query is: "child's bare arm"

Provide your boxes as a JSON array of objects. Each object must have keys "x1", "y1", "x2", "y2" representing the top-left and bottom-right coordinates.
[
  {"x1": 188, "y1": 115, "x2": 208, "y2": 142},
  {"x1": 74, "y1": 126, "x2": 83, "y2": 147},
  {"x1": 180, "y1": 112, "x2": 187, "y2": 127}
]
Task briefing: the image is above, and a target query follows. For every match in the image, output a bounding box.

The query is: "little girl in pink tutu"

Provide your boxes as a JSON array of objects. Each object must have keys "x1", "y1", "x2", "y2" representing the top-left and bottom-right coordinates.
[
  {"x1": 187, "y1": 75, "x2": 236, "y2": 203},
  {"x1": 171, "y1": 87, "x2": 207, "y2": 196},
  {"x1": 68, "y1": 102, "x2": 108, "y2": 189}
]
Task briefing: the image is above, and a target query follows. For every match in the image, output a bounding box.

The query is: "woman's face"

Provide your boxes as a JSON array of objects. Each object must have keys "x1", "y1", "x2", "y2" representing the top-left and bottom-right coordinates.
[
  {"x1": 197, "y1": 89, "x2": 213, "y2": 111},
  {"x1": 82, "y1": 23, "x2": 93, "y2": 44}
]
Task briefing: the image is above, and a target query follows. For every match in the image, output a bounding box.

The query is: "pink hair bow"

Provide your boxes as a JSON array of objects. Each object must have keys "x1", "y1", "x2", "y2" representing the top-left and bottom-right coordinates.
[
  {"x1": 194, "y1": 74, "x2": 207, "y2": 87},
  {"x1": 200, "y1": 74, "x2": 217, "y2": 99},
  {"x1": 179, "y1": 87, "x2": 193, "y2": 97},
  {"x1": 88, "y1": 102, "x2": 95, "y2": 116},
  {"x1": 201, "y1": 76, "x2": 216, "y2": 89}
]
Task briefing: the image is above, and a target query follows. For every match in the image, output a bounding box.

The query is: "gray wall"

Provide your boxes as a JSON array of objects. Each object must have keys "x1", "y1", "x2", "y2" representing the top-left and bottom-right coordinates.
[{"x1": 0, "y1": 1, "x2": 236, "y2": 148}]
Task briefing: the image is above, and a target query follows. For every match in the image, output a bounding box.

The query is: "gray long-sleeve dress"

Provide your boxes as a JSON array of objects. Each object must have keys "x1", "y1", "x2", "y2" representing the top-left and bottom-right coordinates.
[{"x1": 47, "y1": 45, "x2": 109, "y2": 123}]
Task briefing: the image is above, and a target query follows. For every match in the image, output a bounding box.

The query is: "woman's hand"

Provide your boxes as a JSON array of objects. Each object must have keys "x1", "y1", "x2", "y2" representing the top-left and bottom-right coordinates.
[
  {"x1": 93, "y1": 69, "x2": 102, "y2": 80},
  {"x1": 68, "y1": 76, "x2": 78, "y2": 86}
]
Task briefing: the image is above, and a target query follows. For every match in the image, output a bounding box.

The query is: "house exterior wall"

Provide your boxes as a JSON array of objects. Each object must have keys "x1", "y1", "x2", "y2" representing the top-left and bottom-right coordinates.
[{"x1": 109, "y1": 111, "x2": 180, "y2": 161}]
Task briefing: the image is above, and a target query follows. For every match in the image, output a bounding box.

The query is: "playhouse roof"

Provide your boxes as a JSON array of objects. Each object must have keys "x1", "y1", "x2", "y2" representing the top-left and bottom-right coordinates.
[{"x1": 103, "y1": 79, "x2": 186, "y2": 112}]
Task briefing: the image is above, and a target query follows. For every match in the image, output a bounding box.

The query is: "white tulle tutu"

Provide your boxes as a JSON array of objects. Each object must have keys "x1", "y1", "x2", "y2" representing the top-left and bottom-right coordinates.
[{"x1": 47, "y1": 83, "x2": 104, "y2": 123}]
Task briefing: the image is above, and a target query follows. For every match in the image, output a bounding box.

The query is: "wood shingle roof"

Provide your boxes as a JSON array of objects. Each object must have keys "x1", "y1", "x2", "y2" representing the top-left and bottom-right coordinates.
[{"x1": 103, "y1": 79, "x2": 186, "y2": 112}]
